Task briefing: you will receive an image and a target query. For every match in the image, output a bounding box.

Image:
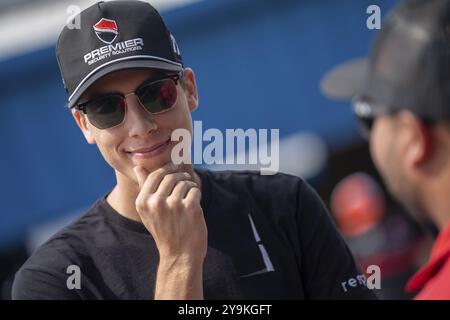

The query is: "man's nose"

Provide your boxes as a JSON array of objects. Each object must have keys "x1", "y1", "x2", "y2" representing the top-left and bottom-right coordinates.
[{"x1": 123, "y1": 93, "x2": 157, "y2": 136}]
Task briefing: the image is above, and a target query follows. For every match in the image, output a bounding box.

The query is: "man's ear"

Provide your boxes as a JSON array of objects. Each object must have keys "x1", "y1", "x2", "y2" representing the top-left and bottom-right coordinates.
[
  {"x1": 72, "y1": 109, "x2": 96, "y2": 144},
  {"x1": 397, "y1": 111, "x2": 432, "y2": 169},
  {"x1": 181, "y1": 68, "x2": 199, "y2": 112}
]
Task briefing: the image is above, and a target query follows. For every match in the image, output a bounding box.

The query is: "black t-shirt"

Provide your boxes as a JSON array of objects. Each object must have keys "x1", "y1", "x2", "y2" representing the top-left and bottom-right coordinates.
[{"x1": 12, "y1": 169, "x2": 376, "y2": 299}]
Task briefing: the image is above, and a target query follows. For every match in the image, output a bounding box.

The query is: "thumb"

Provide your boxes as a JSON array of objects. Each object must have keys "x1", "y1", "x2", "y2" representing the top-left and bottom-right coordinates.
[{"x1": 133, "y1": 166, "x2": 149, "y2": 189}]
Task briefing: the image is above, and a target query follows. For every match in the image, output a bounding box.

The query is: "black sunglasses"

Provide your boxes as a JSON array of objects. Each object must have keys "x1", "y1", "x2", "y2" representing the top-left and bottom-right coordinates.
[
  {"x1": 352, "y1": 97, "x2": 391, "y2": 139},
  {"x1": 74, "y1": 71, "x2": 183, "y2": 129},
  {"x1": 352, "y1": 97, "x2": 437, "y2": 139}
]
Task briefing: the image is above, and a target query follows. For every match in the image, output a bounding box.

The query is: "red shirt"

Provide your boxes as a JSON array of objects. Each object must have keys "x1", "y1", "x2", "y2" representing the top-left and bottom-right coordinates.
[{"x1": 406, "y1": 221, "x2": 450, "y2": 299}]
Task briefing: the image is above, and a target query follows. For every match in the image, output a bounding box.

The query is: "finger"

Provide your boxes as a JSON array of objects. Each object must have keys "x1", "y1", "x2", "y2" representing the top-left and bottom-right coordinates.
[
  {"x1": 185, "y1": 186, "x2": 201, "y2": 203},
  {"x1": 156, "y1": 172, "x2": 192, "y2": 197},
  {"x1": 139, "y1": 162, "x2": 178, "y2": 195},
  {"x1": 170, "y1": 180, "x2": 198, "y2": 199},
  {"x1": 133, "y1": 166, "x2": 149, "y2": 189}
]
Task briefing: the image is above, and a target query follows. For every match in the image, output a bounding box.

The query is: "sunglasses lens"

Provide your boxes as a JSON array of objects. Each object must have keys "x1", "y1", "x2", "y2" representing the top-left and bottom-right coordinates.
[
  {"x1": 138, "y1": 78, "x2": 177, "y2": 114},
  {"x1": 85, "y1": 95, "x2": 125, "y2": 129},
  {"x1": 356, "y1": 116, "x2": 374, "y2": 139}
]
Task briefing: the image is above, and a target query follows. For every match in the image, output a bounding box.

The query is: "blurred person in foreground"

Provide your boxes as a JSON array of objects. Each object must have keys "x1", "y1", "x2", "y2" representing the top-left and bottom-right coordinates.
[
  {"x1": 322, "y1": 0, "x2": 450, "y2": 299},
  {"x1": 330, "y1": 172, "x2": 430, "y2": 299},
  {"x1": 11, "y1": 1, "x2": 375, "y2": 299}
]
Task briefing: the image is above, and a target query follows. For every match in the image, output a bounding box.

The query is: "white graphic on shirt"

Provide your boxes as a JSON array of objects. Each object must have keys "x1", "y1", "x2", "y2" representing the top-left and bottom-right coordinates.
[{"x1": 240, "y1": 213, "x2": 275, "y2": 278}]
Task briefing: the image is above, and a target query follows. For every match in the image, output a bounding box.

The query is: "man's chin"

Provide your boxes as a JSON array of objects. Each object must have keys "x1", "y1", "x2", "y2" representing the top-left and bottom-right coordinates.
[
  {"x1": 137, "y1": 155, "x2": 178, "y2": 172},
  {"x1": 139, "y1": 162, "x2": 169, "y2": 174}
]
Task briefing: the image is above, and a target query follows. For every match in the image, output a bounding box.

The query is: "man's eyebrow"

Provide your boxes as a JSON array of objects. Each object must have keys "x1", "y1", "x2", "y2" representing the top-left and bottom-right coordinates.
[
  {"x1": 79, "y1": 90, "x2": 115, "y2": 104},
  {"x1": 137, "y1": 72, "x2": 169, "y2": 86},
  {"x1": 135, "y1": 74, "x2": 171, "y2": 89}
]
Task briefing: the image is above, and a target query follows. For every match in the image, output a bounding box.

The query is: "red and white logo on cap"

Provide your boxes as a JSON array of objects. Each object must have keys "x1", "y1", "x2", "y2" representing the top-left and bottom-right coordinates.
[{"x1": 93, "y1": 18, "x2": 119, "y2": 44}]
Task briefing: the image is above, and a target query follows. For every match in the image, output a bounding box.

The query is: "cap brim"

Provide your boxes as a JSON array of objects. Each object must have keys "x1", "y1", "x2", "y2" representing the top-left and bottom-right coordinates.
[
  {"x1": 68, "y1": 58, "x2": 183, "y2": 108},
  {"x1": 320, "y1": 58, "x2": 368, "y2": 100}
]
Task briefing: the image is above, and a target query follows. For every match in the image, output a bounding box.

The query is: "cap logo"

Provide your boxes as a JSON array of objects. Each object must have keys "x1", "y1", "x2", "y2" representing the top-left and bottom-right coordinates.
[
  {"x1": 170, "y1": 34, "x2": 181, "y2": 56},
  {"x1": 93, "y1": 18, "x2": 119, "y2": 44}
]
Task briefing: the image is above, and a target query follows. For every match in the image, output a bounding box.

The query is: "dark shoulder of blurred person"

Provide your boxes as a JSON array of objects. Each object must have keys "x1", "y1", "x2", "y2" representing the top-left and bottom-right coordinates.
[{"x1": 330, "y1": 173, "x2": 432, "y2": 300}]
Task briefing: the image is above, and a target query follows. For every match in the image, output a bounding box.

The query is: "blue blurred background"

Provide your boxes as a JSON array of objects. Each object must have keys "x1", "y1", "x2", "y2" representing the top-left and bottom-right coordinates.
[{"x1": 2, "y1": 0, "x2": 431, "y2": 300}]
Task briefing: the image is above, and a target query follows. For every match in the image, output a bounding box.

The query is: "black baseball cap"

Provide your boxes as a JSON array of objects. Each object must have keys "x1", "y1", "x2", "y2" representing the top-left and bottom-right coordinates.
[
  {"x1": 56, "y1": 0, "x2": 184, "y2": 108},
  {"x1": 321, "y1": 0, "x2": 450, "y2": 121}
]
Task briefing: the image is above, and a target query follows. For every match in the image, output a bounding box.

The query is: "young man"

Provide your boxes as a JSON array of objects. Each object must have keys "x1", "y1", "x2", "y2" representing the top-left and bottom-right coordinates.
[
  {"x1": 12, "y1": 1, "x2": 375, "y2": 299},
  {"x1": 322, "y1": 0, "x2": 450, "y2": 299}
]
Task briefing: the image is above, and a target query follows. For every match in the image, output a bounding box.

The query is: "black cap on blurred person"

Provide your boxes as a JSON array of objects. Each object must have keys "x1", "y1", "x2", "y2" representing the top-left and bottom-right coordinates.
[
  {"x1": 321, "y1": 0, "x2": 450, "y2": 122},
  {"x1": 56, "y1": 0, "x2": 184, "y2": 108}
]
